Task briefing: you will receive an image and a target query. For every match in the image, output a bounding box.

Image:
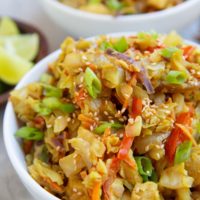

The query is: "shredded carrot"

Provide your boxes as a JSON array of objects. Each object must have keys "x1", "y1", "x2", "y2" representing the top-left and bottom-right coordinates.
[
  {"x1": 128, "y1": 73, "x2": 137, "y2": 86},
  {"x1": 92, "y1": 181, "x2": 102, "y2": 200},
  {"x1": 124, "y1": 155, "x2": 136, "y2": 169},
  {"x1": 78, "y1": 114, "x2": 97, "y2": 129},
  {"x1": 41, "y1": 177, "x2": 64, "y2": 194},
  {"x1": 176, "y1": 123, "x2": 197, "y2": 146},
  {"x1": 74, "y1": 88, "x2": 87, "y2": 108}
]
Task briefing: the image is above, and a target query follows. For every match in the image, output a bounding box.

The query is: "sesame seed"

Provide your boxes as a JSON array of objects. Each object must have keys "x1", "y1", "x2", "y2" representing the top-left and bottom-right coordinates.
[
  {"x1": 82, "y1": 55, "x2": 87, "y2": 60},
  {"x1": 73, "y1": 188, "x2": 78, "y2": 192},
  {"x1": 79, "y1": 84, "x2": 83, "y2": 88},
  {"x1": 90, "y1": 125, "x2": 94, "y2": 131},
  {"x1": 73, "y1": 82, "x2": 76, "y2": 86},
  {"x1": 119, "y1": 134, "x2": 124, "y2": 138},
  {"x1": 94, "y1": 117, "x2": 99, "y2": 121},
  {"x1": 77, "y1": 192, "x2": 82, "y2": 196},
  {"x1": 67, "y1": 117, "x2": 71, "y2": 122},
  {"x1": 47, "y1": 124, "x2": 52, "y2": 128},
  {"x1": 121, "y1": 108, "x2": 126, "y2": 113},
  {"x1": 145, "y1": 146, "x2": 150, "y2": 151},
  {"x1": 72, "y1": 113, "x2": 76, "y2": 118},
  {"x1": 57, "y1": 116, "x2": 63, "y2": 120},
  {"x1": 109, "y1": 120, "x2": 114, "y2": 123},
  {"x1": 156, "y1": 153, "x2": 160, "y2": 159},
  {"x1": 94, "y1": 112, "x2": 98, "y2": 116},
  {"x1": 80, "y1": 77, "x2": 84, "y2": 82},
  {"x1": 104, "y1": 111, "x2": 109, "y2": 116},
  {"x1": 128, "y1": 118, "x2": 134, "y2": 124}
]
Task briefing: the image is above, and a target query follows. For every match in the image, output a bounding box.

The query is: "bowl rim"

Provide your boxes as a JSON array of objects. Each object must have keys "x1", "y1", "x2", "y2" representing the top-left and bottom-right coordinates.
[
  {"x1": 3, "y1": 32, "x2": 200, "y2": 200},
  {"x1": 45, "y1": 0, "x2": 200, "y2": 21}
]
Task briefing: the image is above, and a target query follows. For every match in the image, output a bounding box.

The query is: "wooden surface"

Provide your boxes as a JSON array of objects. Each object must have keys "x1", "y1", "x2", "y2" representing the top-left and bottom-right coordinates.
[{"x1": 0, "y1": 0, "x2": 199, "y2": 199}]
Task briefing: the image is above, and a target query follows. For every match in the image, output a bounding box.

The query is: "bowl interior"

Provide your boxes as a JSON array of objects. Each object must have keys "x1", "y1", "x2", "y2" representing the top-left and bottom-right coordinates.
[{"x1": 0, "y1": 18, "x2": 49, "y2": 105}]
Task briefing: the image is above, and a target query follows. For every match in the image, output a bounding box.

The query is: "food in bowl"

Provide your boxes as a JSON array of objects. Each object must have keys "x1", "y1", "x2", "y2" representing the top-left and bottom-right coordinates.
[
  {"x1": 0, "y1": 17, "x2": 39, "y2": 94},
  {"x1": 59, "y1": 0, "x2": 183, "y2": 15},
  {"x1": 10, "y1": 31, "x2": 200, "y2": 200}
]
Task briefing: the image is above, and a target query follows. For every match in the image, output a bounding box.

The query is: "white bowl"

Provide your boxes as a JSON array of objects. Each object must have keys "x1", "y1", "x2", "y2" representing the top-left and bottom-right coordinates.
[
  {"x1": 3, "y1": 33, "x2": 200, "y2": 200},
  {"x1": 38, "y1": 0, "x2": 200, "y2": 37}
]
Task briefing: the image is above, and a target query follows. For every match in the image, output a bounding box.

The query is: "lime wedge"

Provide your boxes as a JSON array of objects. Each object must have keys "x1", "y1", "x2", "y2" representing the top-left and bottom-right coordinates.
[
  {"x1": 0, "y1": 17, "x2": 19, "y2": 35},
  {"x1": 0, "y1": 33, "x2": 39, "y2": 61},
  {"x1": 0, "y1": 48, "x2": 33, "y2": 85}
]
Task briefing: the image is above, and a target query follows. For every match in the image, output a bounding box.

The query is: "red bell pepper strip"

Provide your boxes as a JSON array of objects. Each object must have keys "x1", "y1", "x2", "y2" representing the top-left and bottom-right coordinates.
[
  {"x1": 165, "y1": 111, "x2": 193, "y2": 163},
  {"x1": 132, "y1": 97, "x2": 143, "y2": 119},
  {"x1": 182, "y1": 45, "x2": 196, "y2": 60}
]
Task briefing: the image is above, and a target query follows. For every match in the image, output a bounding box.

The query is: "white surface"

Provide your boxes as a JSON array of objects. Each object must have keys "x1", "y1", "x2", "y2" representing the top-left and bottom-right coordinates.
[
  {"x1": 39, "y1": 0, "x2": 200, "y2": 37},
  {"x1": 0, "y1": 0, "x2": 200, "y2": 200}
]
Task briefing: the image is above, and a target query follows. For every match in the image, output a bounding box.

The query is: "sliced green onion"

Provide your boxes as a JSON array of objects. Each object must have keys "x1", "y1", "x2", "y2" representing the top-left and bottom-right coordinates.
[
  {"x1": 15, "y1": 127, "x2": 43, "y2": 140},
  {"x1": 94, "y1": 122, "x2": 123, "y2": 134},
  {"x1": 161, "y1": 47, "x2": 179, "y2": 59},
  {"x1": 89, "y1": 0, "x2": 101, "y2": 4},
  {"x1": 42, "y1": 97, "x2": 75, "y2": 113},
  {"x1": 166, "y1": 70, "x2": 187, "y2": 85},
  {"x1": 135, "y1": 156, "x2": 153, "y2": 178},
  {"x1": 196, "y1": 122, "x2": 200, "y2": 134},
  {"x1": 106, "y1": 0, "x2": 122, "y2": 10},
  {"x1": 174, "y1": 141, "x2": 192, "y2": 164},
  {"x1": 42, "y1": 83, "x2": 62, "y2": 98},
  {"x1": 100, "y1": 41, "x2": 113, "y2": 51},
  {"x1": 138, "y1": 31, "x2": 158, "y2": 40},
  {"x1": 59, "y1": 103, "x2": 75, "y2": 113},
  {"x1": 34, "y1": 102, "x2": 52, "y2": 116},
  {"x1": 42, "y1": 97, "x2": 61, "y2": 109},
  {"x1": 113, "y1": 37, "x2": 128, "y2": 53},
  {"x1": 149, "y1": 170, "x2": 158, "y2": 183},
  {"x1": 40, "y1": 73, "x2": 53, "y2": 84},
  {"x1": 84, "y1": 67, "x2": 102, "y2": 99}
]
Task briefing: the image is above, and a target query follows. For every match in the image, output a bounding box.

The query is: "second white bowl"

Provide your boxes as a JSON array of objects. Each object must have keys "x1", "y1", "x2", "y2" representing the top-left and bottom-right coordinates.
[{"x1": 38, "y1": 0, "x2": 200, "y2": 37}]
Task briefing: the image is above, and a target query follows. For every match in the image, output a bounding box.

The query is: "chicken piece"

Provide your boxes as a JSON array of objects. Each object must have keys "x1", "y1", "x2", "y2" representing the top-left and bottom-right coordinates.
[{"x1": 131, "y1": 182, "x2": 161, "y2": 200}]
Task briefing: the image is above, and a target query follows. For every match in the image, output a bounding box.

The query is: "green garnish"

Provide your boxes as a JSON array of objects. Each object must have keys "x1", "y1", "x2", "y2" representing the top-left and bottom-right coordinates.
[
  {"x1": 42, "y1": 83, "x2": 62, "y2": 98},
  {"x1": 135, "y1": 156, "x2": 156, "y2": 182},
  {"x1": 100, "y1": 41, "x2": 113, "y2": 51},
  {"x1": 15, "y1": 127, "x2": 43, "y2": 140},
  {"x1": 138, "y1": 31, "x2": 158, "y2": 40},
  {"x1": 34, "y1": 103, "x2": 52, "y2": 116},
  {"x1": 106, "y1": 0, "x2": 122, "y2": 10},
  {"x1": 161, "y1": 47, "x2": 179, "y2": 59},
  {"x1": 89, "y1": 0, "x2": 101, "y2": 4},
  {"x1": 40, "y1": 73, "x2": 53, "y2": 84},
  {"x1": 113, "y1": 37, "x2": 128, "y2": 53},
  {"x1": 174, "y1": 141, "x2": 192, "y2": 164},
  {"x1": 166, "y1": 70, "x2": 187, "y2": 85},
  {"x1": 84, "y1": 67, "x2": 102, "y2": 99},
  {"x1": 94, "y1": 122, "x2": 123, "y2": 134},
  {"x1": 34, "y1": 97, "x2": 75, "y2": 116}
]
